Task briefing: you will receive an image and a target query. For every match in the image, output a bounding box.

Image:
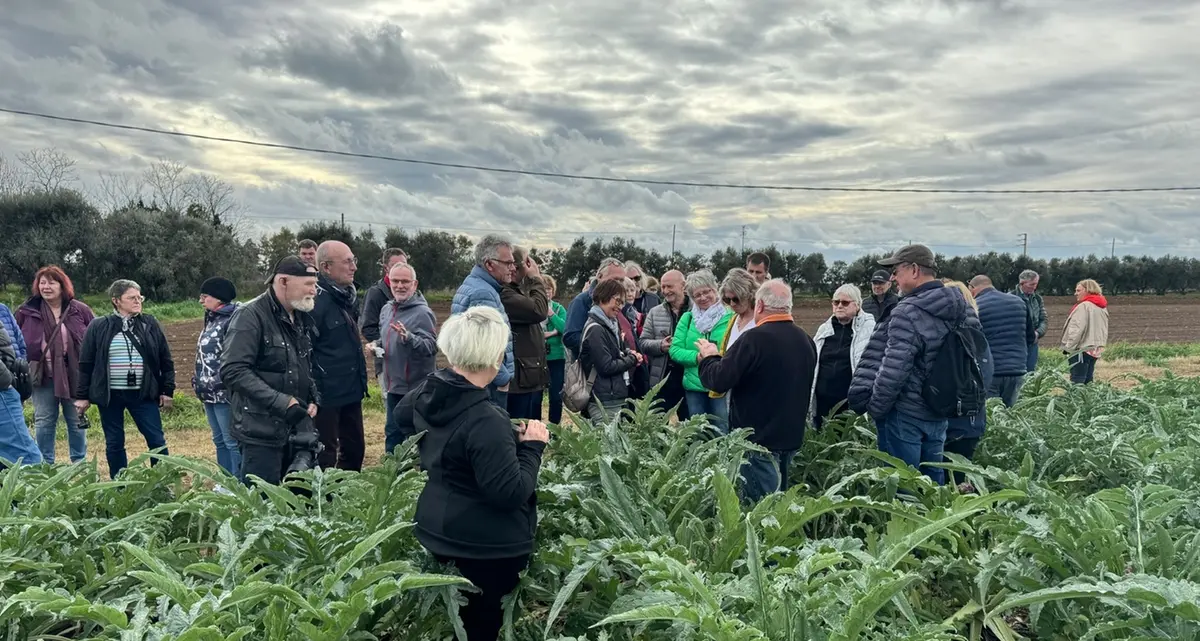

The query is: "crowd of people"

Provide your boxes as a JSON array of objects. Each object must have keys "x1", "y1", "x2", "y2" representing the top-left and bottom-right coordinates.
[{"x1": 0, "y1": 237, "x2": 1114, "y2": 640}]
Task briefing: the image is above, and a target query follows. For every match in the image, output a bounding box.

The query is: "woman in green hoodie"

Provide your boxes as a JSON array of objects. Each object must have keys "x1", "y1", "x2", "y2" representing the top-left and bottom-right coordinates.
[
  {"x1": 669, "y1": 269, "x2": 732, "y2": 432},
  {"x1": 541, "y1": 276, "x2": 568, "y2": 423}
]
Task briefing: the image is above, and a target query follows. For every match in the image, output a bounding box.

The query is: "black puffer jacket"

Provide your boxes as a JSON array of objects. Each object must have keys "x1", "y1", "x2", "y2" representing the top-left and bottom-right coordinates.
[
  {"x1": 310, "y1": 274, "x2": 368, "y2": 408},
  {"x1": 863, "y1": 291, "x2": 900, "y2": 323},
  {"x1": 75, "y1": 314, "x2": 175, "y2": 406},
  {"x1": 220, "y1": 289, "x2": 320, "y2": 447},
  {"x1": 399, "y1": 369, "x2": 545, "y2": 559},
  {"x1": 580, "y1": 311, "x2": 639, "y2": 404}
]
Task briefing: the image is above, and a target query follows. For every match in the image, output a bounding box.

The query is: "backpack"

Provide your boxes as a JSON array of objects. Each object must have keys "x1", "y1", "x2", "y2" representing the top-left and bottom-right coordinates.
[
  {"x1": 922, "y1": 321, "x2": 986, "y2": 419},
  {"x1": 562, "y1": 325, "x2": 599, "y2": 414}
]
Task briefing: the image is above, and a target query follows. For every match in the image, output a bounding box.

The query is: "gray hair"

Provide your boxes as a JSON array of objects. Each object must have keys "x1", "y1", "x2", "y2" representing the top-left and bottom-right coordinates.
[
  {"x1": 833, "y1": 284, "x2": 863, "y2": 306},
  {"x1": 107, "y1": 279, "x2": 141, "y2": 303},
  {"x1": 720, "y1": 268, "x2": 758, "y2": 304},
  {"x1": 474, "y1": 234, "x2": 514, "y2": 266},
  {"x1": 756, "y1": 279, "x2": 793, "y2": 312},
  {"x1": 1019, "y1": 269, "x2": 1039, "y2": 282},
  {"x1": 437, "y1": 306, "x2": 508, "y2": 373},
  {"x1": 595, "y1": 257, "x2": 624, "y2": 279},
  {"x1": 389, "y1": 261, "x2": 417, "y2": 281},
  {"x1": 684, "y1": 269, "x2": 719, "y2": 296},
  {"x1": 623, "y1": 260, "x2": 643, "y2": 275}
]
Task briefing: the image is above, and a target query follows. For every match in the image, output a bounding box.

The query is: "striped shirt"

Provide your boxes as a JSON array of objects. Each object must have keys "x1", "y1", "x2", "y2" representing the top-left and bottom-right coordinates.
[{"x1": 108, "y1": 331, "x2": 144, "y2": 390}]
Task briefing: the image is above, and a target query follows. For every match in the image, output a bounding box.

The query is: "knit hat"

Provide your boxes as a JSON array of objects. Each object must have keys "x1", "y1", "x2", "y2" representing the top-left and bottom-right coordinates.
[{"x1": 200, "y1": 277, "x2": 237, "y2": 304}]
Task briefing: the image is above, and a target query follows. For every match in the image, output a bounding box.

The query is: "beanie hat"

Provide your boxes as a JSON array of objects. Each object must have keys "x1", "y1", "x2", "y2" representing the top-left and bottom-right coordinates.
[{"x1": 200, "y1": 277, "x2": 237, "y2": 304}]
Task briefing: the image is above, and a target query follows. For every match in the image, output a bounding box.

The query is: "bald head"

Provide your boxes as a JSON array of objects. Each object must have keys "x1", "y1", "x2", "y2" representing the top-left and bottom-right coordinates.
[
  {"x1": 317, "y1": 240, "x2": 357, "y2": 288},
  {"x1": 968, "y1": 275, "x2": 993, "y2": 295},
  {"x1": 659, "y1": 269, "x2": 685, "y2": 307}
]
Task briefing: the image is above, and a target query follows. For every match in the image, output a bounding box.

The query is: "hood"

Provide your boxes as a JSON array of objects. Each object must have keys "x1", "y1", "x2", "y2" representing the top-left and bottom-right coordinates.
[
  {"x1": 902, "y1": 281, "x2": 966, "y2": 323},
  {"x1": 1077, "y1": 293, "x2": 1108, "y2": 309},
  {"x1": 210, "y1": 303, "x2": 238, "y2": 318},
  {"x1": 413, "y1": 369, "x2": 492, "y2": 426},
  {"x1": 391, "y1": 291, "x2": 429, "y2": 312}
]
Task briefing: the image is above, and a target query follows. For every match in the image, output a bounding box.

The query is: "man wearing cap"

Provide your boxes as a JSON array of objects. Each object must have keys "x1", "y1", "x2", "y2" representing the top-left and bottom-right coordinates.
[
  {"x1": 847, "y1": 244, "x2": 975, "y2": 485},
  {"x1": 862, "y1": 270, "x2": 899, "y2": 322},
  {"x1": 220, "y1": 256, "x2": 323, "y2": 486}
]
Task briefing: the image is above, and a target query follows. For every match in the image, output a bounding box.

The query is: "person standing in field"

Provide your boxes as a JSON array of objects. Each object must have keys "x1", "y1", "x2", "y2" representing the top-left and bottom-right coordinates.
[
  {"x1": 380, "y1": 262, "x2": 438, "y2": 454},
  {"x1": 0, "y1": 324, "x2": 41, "y2": 467},
  {"x1": 452, "y1": 234, "x2": 518, "y2": 408},
  {"x1": 75, "y1": 280, "x2": 175, "y2": 479},
  {"x1": 580, "y1": 279, "x2": 645, "y2": 424},
  {"x1": 1062, "y1": 279, "x2": 1109, "y2": 385},
  {"x1": 297, "y1": 239, "x2": 318, "y2": 268},
  {"x1": 1012, "y1": 269, "x2": 1047, "y2": 374},
  {"x1": 0, "y1": 301, "x2": 26, "y2": 361},
  {"x1": 15, "y1": 266, "x2": 95, "y2": 465},
  {"x1": 193, "y1": 278, "x2": 241, "y2": 479},
  {"x1": 969, "y1": 275, "x2": 1033, "y2": 407},
  {"x1": 540, "y1": 276, "x2": 568, "y2": 423},
  {"x1": 310, "y1": 241, "x2": 369, "y2": 472},
  {"x1": 697, "y1": 279, "x2": 816, "y2": 501},
  {"x1": 625, "y1": 261, "x2": 661, "y2": 317},
  {"x1": 638, "y1": 270, "x2": 691, "y2": 420},
  {"x1": 669, "y1": 269, "x2": 733, "y2": 432},
  {"x1": 940, "y1": 281, "x2": 993, "y2": 485},
  {"x1": 563, "y1": 258, "x2": 627, "y2": 360},
  {"x1": 862, "y1": 270, "x2": 900, "y2": 322},
  {"x1": 360, "y1": 248, "x2": 409, "y2": 383},
  {"x1": 745, "y1": 252, "x2": 771, "y2": 285},
  {"x1": 220, "y1": 257, "x2": 322, "y2": 486},
  {"x1": 501, "y1": 248, "x2": 550, "y2": 420},
  {"x1": 394, "y1": 306, "x2": 549, "y2": 641},
  {"x1": 810, "y1": 284, "x2": 875, "y2": 429}
]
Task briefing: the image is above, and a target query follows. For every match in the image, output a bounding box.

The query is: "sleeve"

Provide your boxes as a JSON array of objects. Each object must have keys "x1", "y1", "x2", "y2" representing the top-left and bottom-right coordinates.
[
  {"x1": 467, "y1": 417, "x2": 546, "y2": 510},
  {"x1": 547, "y1": 302, "x2": 567, "y2": 335},
  {"x1": 220, "y1": 310, "x2": 292, "y2": 417},
  {"x1": 584, "y1": 324, "x2": 637, "y2": 377},
  {"x1": 1036, "y1": 298, "x2": 1048, "y2": 338},
  {"x1": 151, "y1": 318, "x2": 176, "y2": 396},
  {"x1": 0, "y1": 350, "x2": 11, "y2": 390},
  {"x1": 638, "y1": 308, "x2": 666, "y2": 355},
  {"x1": 562, "y1": 295, "x2": 588, "y2": 353},
  {"x1": 81, "y1": 304, "x2": 96, "y2": 325},
  {"x1": 406, "y1": 308, "x2": 439, "y2": 357},
  {"x1": 75, "y1": 323, "x2": 99, "y2": 400},
  {"x1": 668, "y1": 313, "x2": 699, "y2": 366},
  {"x1": 360, "y1": 287, "x2": 385, "y2": 343},
  {"x1": 698, "y1": 334, "x2": 757, "y2": 394},
  {"x1": 0, "y1": 307, "x2": 26, "y2": 360},
  {"x1": 1061, "y1": 307, "x2": 1085, "y2": 353},
  {"x1": 502, "y1": 278, "x2": 550, "y2": 324},
  {"x1": 867, "y1": 309, "x2": 921, "y2": 418}
]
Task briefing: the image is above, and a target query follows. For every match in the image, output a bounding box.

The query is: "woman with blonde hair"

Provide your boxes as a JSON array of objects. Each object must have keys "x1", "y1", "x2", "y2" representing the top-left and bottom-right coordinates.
[
  {"x1": 1062, "y1": 279, "x2": 1108, "y2": 385},
  {"x1": 669, "y1": 270, "x2": 732, "y2": 431}
]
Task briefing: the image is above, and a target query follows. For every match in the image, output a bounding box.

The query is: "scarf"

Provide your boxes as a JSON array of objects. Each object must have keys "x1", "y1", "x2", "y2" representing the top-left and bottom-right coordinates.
[
  {"x1": 589, "y1": 306, "x2": 621, "y2": 340},
  {"x1": 1071, "y1": 293, "x2": 1108, "y2": 313},
  {"x1": 40, "y1": 298, "x2": 82, "y2": 399},
  {"x1": 693, "y1": 302, "x2": 728, "y2": 335}
]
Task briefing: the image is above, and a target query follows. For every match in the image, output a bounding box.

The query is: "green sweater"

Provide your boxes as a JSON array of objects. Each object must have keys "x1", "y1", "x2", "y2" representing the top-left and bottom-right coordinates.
[
  {"x1": 669, "y1": 308, "x2": 733, "y2": 392},
  {"x1": 546, "y1": 300, "x2": 568, "y2": 361}
]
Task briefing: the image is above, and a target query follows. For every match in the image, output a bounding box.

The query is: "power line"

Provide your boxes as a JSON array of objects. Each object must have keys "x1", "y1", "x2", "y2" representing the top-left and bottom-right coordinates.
[{"x1": 4, "y1": 106, "x2": 1200, "y2": 195}]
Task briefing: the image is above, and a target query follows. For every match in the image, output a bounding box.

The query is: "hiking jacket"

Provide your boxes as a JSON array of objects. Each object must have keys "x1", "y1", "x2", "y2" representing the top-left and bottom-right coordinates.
[
  {"x1": 16, "y1": 297, "x2": 94, "y2": 395},
  {"x1": 862, "y1": 291, "x2": 900, "y2": 323},
  {"x1": 545, "y1": 300, "x2": 567, "y2": 361},
  {"x1": 76, "y1": 314, "x2": 175, "y2": 406},
  {"x1": 637, "y1": 298, "x2": 691, "y2": 386},
  {"x1": 669, "y1": 307, "x2": 732, "y2": 393},
  {"x1": 501, "y1": 276, "x2": 550, "y2": 394},
  {"x1": 310, "y1": 274, "x2": 368, "y2": 408},
  {"x1": 632, "y1": 291, "x2": 661, "y2": 316},
  {"x1": 193, "y1": 303, "x2": 239, "y2": 404},
  {"x1": 379, "y1": 293, "x2": 438, "y2": 397},
  {"x1": 847, "y1": 281, "x2": 975, "y2": 421},
  {"x1": 1012, "y1": 288, "x2": 1048, "y2": 339},
  {"x1": 360, "y1": 278, "x2": 393, "y2": 376},
  {"x1": 975, "y1": 288, "x2": 1033, "y2": 377},
  {"x1": 220, "y1": 289, "x2": 320, "y2": 447},
  {"x1": 0, "y1": 304, "x2": 26, "y2": 360},
  {"x1": 452, "y1": 266, "x2": 514, "y2": 388},
  {"x1": 580, "y1": 311, "x2": 640, "y2": 404},
  {"x1": 1061, "y1": 299, "x2": 1109, "y2": 354},
  {"x1": 400, "y1": 369, "x2": 545, "y2": 559},
  {"x1": 810, "y1": 311, "x2": 875, "y2": 418}
]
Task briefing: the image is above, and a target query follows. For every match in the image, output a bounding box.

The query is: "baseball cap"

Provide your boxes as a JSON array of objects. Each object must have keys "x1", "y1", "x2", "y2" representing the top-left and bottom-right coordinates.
[
  {"x1": 877, "y1": 244, "x2": 937, "y2": 270},
  {"x1": 265, "y1": 255, "x2": 319, "y2": 284},
  {"x1": 870, "y1": 270, "x2": 891, "y2": 284}
]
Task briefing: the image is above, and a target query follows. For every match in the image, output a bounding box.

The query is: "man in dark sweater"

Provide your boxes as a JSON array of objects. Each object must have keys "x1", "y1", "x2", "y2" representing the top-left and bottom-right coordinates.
[{"x1": 697, "y1": 279, "x2": 816, "y2": 502}]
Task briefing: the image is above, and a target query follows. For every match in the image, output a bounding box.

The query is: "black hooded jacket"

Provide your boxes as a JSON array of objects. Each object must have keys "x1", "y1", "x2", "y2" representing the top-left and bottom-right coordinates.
[{"x1": 396, "y1": 369, "x2": 545, "y2": 559}]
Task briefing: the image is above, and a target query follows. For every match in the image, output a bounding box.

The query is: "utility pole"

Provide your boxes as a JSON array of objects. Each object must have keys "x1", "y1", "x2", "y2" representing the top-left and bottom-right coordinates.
[
  {"x1": 670, "y1": 225, "x2": 677, "y2": 266},
  {"x1": 1111, "y1": 238, "x2": 1116, "y2": 259},
  {"x1": 741, "y1": 225, "x2": 747, "y2": 256},
  {"x1": 1018, "y1": 233, "x2": 1028, "y2": 256},
  {"x1": 340, "y1": 212, "x2": 346, "y2": 233}
]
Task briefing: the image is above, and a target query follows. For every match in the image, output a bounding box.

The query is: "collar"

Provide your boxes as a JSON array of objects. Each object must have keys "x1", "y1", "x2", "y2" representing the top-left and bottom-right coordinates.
[{"x1": 756, "y1": 313, "x2": 793, "y2": 325}]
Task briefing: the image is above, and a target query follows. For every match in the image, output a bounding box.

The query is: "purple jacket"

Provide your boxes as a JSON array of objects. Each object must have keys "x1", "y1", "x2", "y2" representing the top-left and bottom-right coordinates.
[
  {"x1": 848, "y1": 281, "x2": 976, "y2": 421},
  {"x1": 15, "y1": 298, "x2": 95, "y2": 364}
]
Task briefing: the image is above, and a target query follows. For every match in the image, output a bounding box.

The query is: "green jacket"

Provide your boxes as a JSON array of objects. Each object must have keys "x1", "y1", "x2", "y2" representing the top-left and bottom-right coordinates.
[
  {"x1": 1012, "y1": 288, "x2": 1048, "y2": 339},
  {"x1": 669, "y1": 308, "x2": 733, "y2": 392},
  {"x1": 545, "y1": 300, "x2": 568, "y2": 361}
]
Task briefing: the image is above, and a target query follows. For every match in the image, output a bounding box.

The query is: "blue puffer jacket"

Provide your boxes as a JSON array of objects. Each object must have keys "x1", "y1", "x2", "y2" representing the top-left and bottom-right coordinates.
[
  {"x1": 451, "y1": 265, "x2": 514, "y2": 387},
  {"x1": 848, "y1": 281, "x2": 976, "y2": 421},
  {"x1": 0, "y1": 303, "x2": 26, "y2": 360},
  {"x1": 974, "y1": 288, "x2": 1032, "y2": 377},
  {"x1": 193, "y1": 303, "x2": 239, "y2": 404}
]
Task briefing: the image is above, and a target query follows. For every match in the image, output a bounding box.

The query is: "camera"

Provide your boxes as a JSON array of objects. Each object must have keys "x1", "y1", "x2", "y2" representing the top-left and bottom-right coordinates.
[
  {"x1": 286, "y1": 428, "x2": 324, "y2": 475},
  {"x1": 126, "y1": 371, "x2": 137, "y2": 387}
]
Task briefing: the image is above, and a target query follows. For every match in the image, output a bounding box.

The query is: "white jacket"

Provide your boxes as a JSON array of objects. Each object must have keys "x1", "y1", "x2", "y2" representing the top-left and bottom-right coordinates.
[{"x1": 810, "y1": 312, "x2": 876, "y2": 420}]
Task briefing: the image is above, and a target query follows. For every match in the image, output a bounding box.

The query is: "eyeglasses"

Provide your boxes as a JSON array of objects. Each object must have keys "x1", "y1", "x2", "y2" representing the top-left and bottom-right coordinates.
[
  {"x1": 489, "y1": 259, "x2": 517, "y2": 267},
  {"x1": 631, "y1": 274, "x2": 642, "y2": 281},
  {"x1": 831, "y1": 299, "x2": 854, "y2": 307},
  {"x1": 722, "y1": 296, "x2": 740, "y2": 305},
  {"x1": 122, "y1": 295, "x2": 145, "y2": 304}
]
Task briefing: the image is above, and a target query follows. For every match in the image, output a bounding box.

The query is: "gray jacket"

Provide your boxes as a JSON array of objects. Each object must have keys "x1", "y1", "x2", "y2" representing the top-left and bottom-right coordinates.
[
  {"x1": 378, "y1": 293, "x2": 439, "y2": 396},
  {"x1": 638, "y1": 299, "x2": 690, "y2": 386}
]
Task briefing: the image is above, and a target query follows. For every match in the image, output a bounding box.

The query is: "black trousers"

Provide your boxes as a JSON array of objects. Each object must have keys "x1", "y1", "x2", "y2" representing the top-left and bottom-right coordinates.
[
  {"x1": 240, "y1": 442, "x2": 290, "y2": 486},
  {"x1": 506, "y1": 392, "x2": 541, "y2": 420},
  {"x1": 1069, "y1": 353, "x2": 1097, "y2": 385},
  {"x1": 943, "y1": 436, "x2": 981, "y2": 486},
  {"x1": 314, "y1": 402, "x2": 365, "y2": 471},
  {"x1": 655, "y1": 368, "x2": 690, "y2": 421},
  {"x1": 435, "y1": 554, "x2": 530, "y2": 641}
]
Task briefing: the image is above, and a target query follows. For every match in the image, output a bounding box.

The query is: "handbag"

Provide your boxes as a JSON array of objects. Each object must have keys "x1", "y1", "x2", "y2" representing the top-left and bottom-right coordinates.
[{"x1": 562, "y1": 325, "x2": 598, "y2": 413}]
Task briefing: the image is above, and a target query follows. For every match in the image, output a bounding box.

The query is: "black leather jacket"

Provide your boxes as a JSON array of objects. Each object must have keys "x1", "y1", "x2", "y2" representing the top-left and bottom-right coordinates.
[{"x1": 220, "y1": 289, "x2": 321, "y2": 447}]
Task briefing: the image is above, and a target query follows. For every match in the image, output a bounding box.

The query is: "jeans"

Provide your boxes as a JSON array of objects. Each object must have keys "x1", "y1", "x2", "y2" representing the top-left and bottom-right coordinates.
[
  {"x1": 32, "y1": 382, "x2": 87, "y2": 464},
  {"x1": 944, "y1": 436, "x2": 981, "y2": 486},
  {"x1": 685, "y1": 390, "x2": 729, "y2": 433},
  {"x1": 0, "y1": 387, "x2": 42, "y2": 466},
  {"x1": 98, "y1": 389, "x2": 167, "y2": 479},
  {"x1": 506, "y1": 391, "x2": 541, "y2": 420},
  {"x1": 435, "y1": 554, "x2": 530, "y2": 641},
  {"x1": 1026, "y1": 342, "x2": 1039, "y2": 374},
  {"x1": 988, "y1": 375, "x2": 1024, "y2": 408},
  {"x1": 204, "y1": 402, "x2": 240, "y2": 478},
  {"x1": 545, "y1": 359, "x2": 565, "y2": 423},
  {"x1": 314, "y1": 402, "x2": 365, "y2": 471},
  {"x1": 741, "y1": 449, "x2": 796, "y2": 503},
  {"x1": 877, "y1": 410, "x2": 948, "y2": 485},
  {"x1": 1069, "y1": 353, "x2": 1097, "y2": 384},
  {"x1": 384, "y1": 392, "x2": 405, "y2": 456}
]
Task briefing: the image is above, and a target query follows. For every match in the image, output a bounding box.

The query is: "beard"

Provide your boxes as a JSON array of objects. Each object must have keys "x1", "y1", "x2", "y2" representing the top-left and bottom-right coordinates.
[{"x1": 291, "y1": 295, "x2": 316, "y2": 313}]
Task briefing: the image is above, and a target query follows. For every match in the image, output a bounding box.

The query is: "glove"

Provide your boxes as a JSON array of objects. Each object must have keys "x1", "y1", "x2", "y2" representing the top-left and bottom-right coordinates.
[{"x1": 285, "y1": 403, "x2": 309, "y2": 427}]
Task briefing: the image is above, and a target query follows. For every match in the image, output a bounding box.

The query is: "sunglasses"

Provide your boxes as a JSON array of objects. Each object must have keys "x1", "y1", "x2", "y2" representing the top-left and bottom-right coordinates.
[
  {"x1": 631, "y1": 275, "x2": 642, "y2": 281},
  {"x1": 831, "y1": 299, "x2": 854, "y2": 307},
  {"x1": 722, "y1": 296, "x2": 740, "y2": 305}
]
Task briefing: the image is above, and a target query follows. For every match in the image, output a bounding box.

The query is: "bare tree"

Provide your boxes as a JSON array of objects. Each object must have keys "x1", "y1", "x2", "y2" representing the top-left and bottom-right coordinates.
[
  {"x1": 142, "y1": 159, "x2": 194, "y2": 212},
  {"x1": 17, "y1": 147, "x2": 78, "y2": 192},
  {"x1": 0, "y1": 153, "x2": 28, "y2": 195},
  {"x1": 94, "y1": 170, "x2": 147, "y2": 213},
  {"x1": 187, "y1": 173, "x2": 245, "y2": 230}
]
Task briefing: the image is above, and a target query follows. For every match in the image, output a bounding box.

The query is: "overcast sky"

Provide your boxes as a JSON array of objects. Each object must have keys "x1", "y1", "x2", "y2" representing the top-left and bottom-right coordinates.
[{"x1": 1, "y1": 0, "x2": 1198, "y2": 261}]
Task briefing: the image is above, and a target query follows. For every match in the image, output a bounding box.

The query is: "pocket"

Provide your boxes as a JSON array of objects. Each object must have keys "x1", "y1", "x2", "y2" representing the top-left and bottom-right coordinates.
[
  {"x1": 516, "y1": 356, "x2": 546, "y2": 389},
  {"x1": 236, "y1": 407, "x2": 286, "y2": 442}
]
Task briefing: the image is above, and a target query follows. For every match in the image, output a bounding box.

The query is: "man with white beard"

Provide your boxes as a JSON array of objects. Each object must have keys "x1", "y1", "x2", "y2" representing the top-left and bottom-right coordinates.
[{"x1": 220, "y1": 256, "x2": 323, "y2": 486}]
